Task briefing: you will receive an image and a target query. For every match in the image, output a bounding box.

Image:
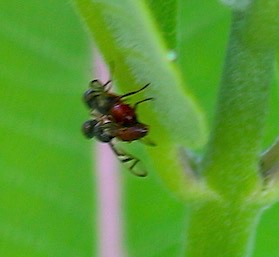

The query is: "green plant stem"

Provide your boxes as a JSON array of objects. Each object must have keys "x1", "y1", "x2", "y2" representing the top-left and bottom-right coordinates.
[
  {"x1": 185, "y1": 201, "x2": 262, "y2": 257},
  {"x1": 184, "y1": 9, "x2": 276, "y2": 257},
  {"x1": 203, "y1": 11, "x2": 275, "y2": 197}
]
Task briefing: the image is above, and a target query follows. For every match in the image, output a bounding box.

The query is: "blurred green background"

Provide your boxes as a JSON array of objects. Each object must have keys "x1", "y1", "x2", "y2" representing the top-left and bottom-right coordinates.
[{"x1": 0, "y1": 1, "x2": 279, "y2": 257}]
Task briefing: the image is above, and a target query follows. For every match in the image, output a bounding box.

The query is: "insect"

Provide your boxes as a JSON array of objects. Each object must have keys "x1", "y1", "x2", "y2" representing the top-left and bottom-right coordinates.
[
  {"x1": 82, "y1": 118, "x2": 149, "y2": 177},
  {"x1": 82, "y1": 79, "x2": 154, "y2": 177},
  {"x1": 83, "y1": 79, "x2": 152, "y2": 126}
]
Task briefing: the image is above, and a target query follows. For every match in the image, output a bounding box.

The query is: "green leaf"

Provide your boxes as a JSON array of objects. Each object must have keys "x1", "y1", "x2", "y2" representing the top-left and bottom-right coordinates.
[
  {"x1": 75, "y1": 0, "x2": 207, "y2": 149},
  {"x1": 0, "y1": 1, "x2": 94, "y2": 256},
  {"x1": 244, "y1": 0, "x2": 279, "y2": 47},
  {"x1": 178, "y1": 1, "x2": 230, "y2": 126},
  {"x1": 125, "y1": 2, "x2": 230, "y2": 257},
  {"x1": 220, "y1": 0, "x2": 252, "y2": 11},
  {"x1": 124, "y1": 175, "x2": 186, "y2": 257},
  {"x1": 146, "y1": 0, "x2": 177, "y2": 49}
]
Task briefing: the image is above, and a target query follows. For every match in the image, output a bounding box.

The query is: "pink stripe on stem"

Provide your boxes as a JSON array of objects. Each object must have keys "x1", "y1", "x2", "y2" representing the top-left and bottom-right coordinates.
[{"x1": 94, "y1": 51, "x2": 125, "y2": 257}]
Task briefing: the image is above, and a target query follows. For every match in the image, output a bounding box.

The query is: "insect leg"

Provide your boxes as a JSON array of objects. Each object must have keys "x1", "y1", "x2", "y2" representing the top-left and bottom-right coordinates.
[{"x1": 108, "y1": 142, "x2": 147, "y2": 177}]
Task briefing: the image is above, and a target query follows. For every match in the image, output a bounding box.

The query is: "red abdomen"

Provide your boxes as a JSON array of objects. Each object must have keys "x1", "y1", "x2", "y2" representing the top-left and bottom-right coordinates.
[
  {"x1": 110, "y1": 102, "x2": 137, "y2": 125},
  {"x1": 116, "y1": 123, "x2": 148, "y2": 142}
]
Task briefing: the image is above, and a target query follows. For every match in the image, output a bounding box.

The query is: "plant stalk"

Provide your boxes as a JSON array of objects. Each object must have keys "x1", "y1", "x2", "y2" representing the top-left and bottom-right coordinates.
[
  {"x1": 185, "y1": 8, "x2": 275, "y2": 257},
  {"x1": 202, "y1": 11, "x2": 275, "y2": 198},
  {"x1": 185, "y1": 201, "x2": 262, "y2": 257}
]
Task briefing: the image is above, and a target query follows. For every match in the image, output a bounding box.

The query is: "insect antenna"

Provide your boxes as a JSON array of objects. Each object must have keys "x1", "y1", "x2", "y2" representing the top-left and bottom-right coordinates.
[
  {"x1": 119, "y1": 83, "x2": 151, "y2": 99},
  {"x1": 134, "y1": 97, "x2": 154, "y2": 110}
]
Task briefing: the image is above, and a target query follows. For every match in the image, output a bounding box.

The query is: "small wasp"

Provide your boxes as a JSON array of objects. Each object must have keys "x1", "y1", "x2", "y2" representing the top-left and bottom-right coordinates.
[
  {"x1": 82, "y1": 79, "x2": 153, "y2": 177},
  {"x1": 83, "y1": 80, "x2": 153, "y2": 126},
  {"x1": 82, "y1": 118, "x2": 149, "y2": 177}
]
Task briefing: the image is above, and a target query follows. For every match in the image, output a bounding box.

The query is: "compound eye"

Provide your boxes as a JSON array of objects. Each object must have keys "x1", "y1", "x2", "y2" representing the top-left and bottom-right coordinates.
[
  {"x1": 83, "y1": 89, "x2": 98, "y2": 109},
  {"x1": 82, "y1": 120, "x2": 98, "y2": 138},
  {"x1": 94, "y1": 122, "x2": 116, "y2": 143}
]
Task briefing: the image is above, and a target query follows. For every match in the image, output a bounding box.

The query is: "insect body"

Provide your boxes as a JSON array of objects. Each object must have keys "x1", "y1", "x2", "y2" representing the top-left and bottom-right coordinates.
[
  {"x1": 82, "y1": 79, "x2": 153, "y2": 177},
  {"x1": 109, "y1": 102, "x2": 137, "y2": 126},
  {"x1": 83, "y1": 119, "x2": 149, "y2": 142},
  {"x1": 84, "y1": 80, "x2": 152, "y2": 126},
  {"x1": 82, "y1": 118, "x2": 149, "y2": 177}
]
